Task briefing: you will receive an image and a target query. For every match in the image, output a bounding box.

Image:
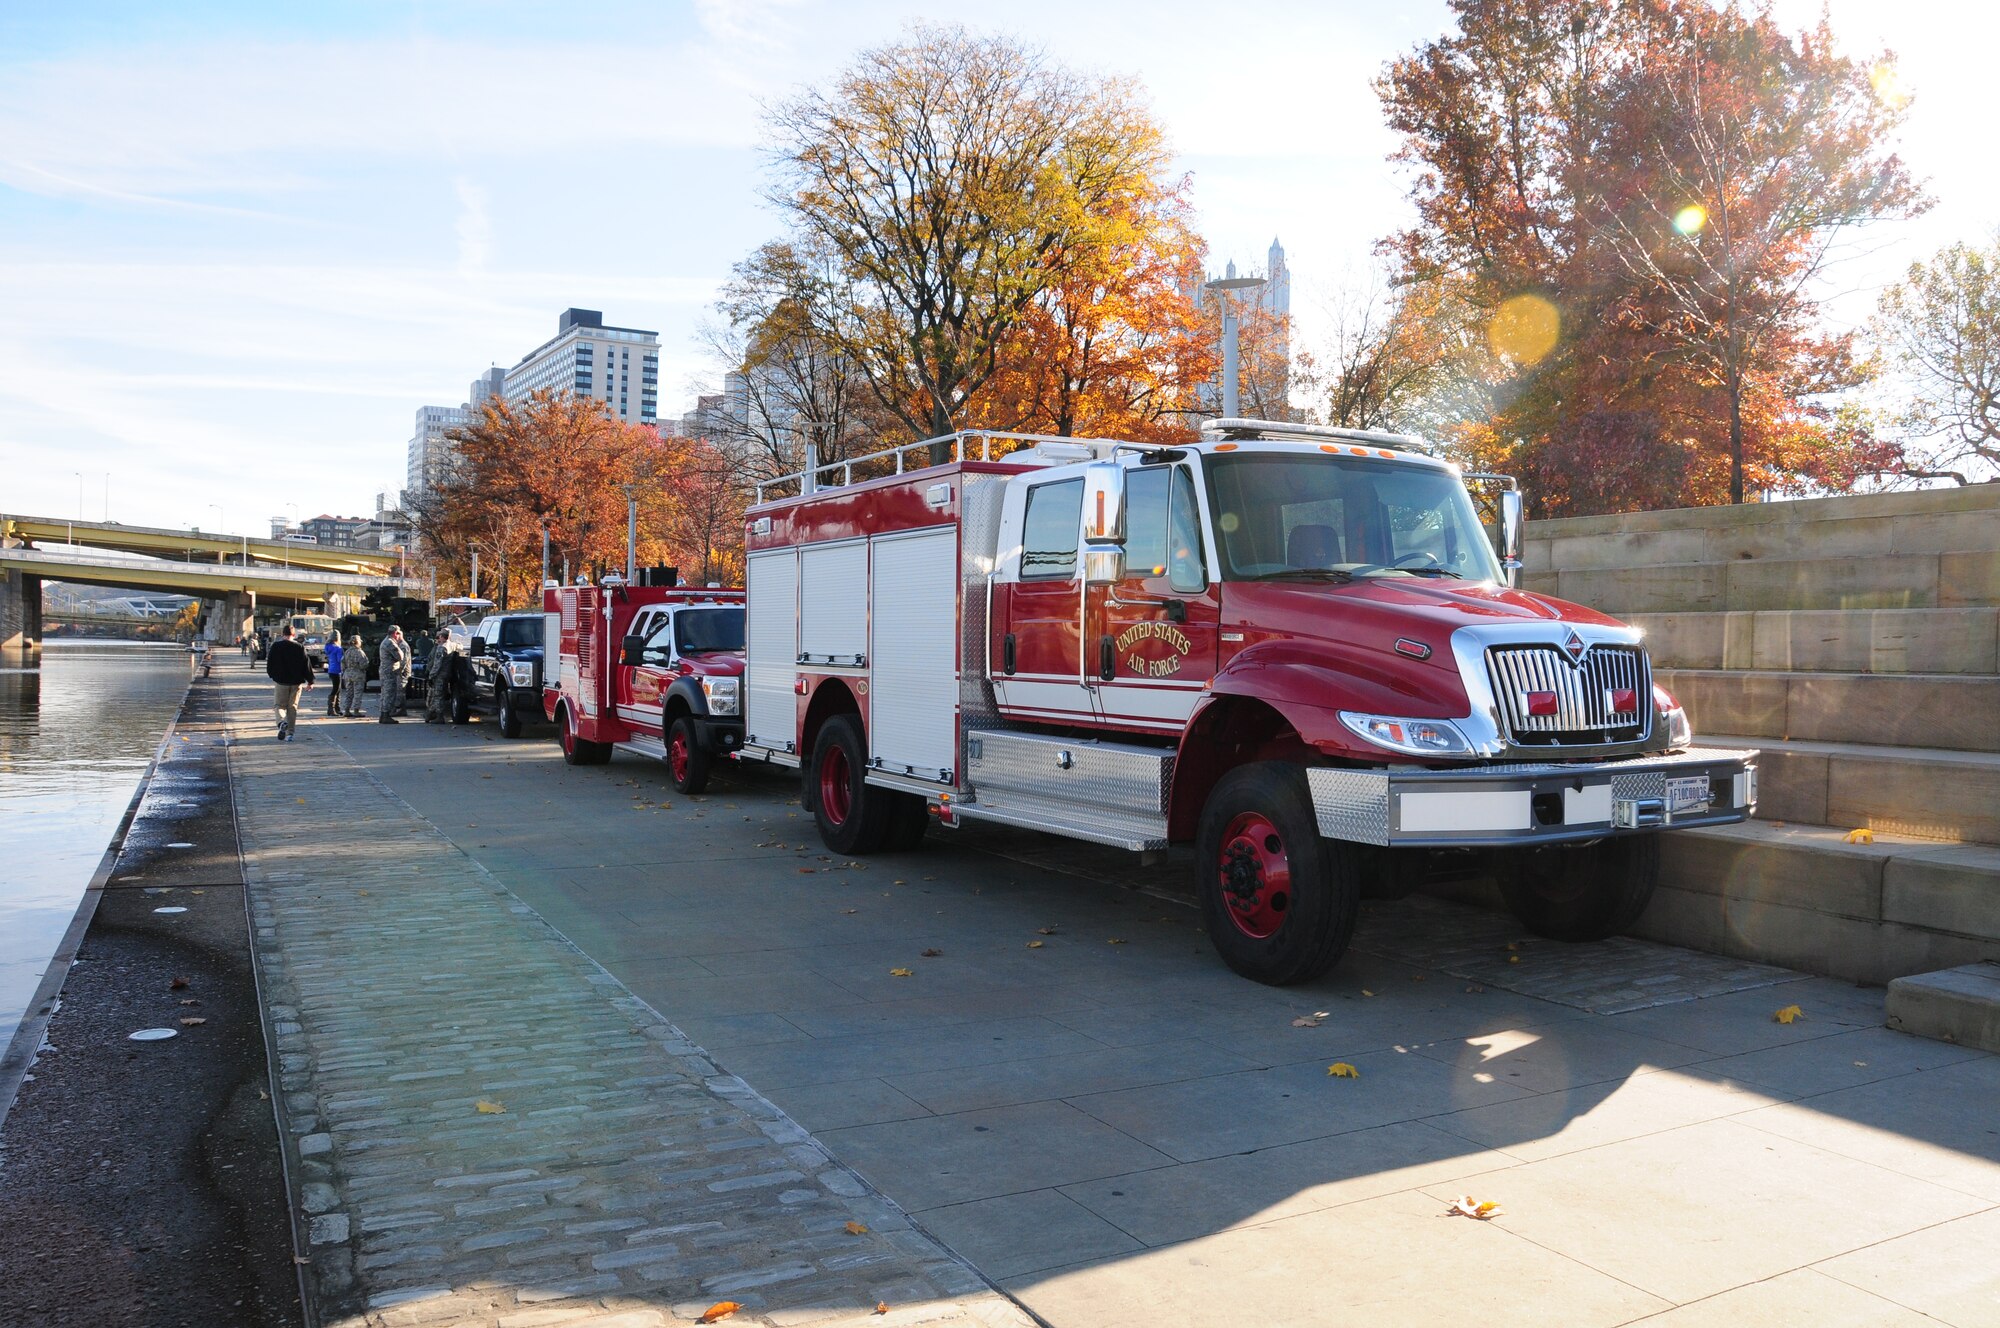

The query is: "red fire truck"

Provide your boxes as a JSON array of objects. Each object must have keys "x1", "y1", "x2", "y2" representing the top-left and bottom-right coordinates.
[
  {"x1": 542, "y1": 581, "x2": 747, "y2": 793},
  {"x1": 739, "y1": 419, "x2": 1757, "y2": 985}
]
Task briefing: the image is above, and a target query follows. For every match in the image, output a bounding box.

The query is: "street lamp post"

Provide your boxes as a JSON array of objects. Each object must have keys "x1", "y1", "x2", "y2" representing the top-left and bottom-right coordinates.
[
  {"x1": 1203, "y1": 272, "x2": 1267, "y2": 419},
  {"x1": 621, "y1": 485, "x2": 638, "y2": 584}
]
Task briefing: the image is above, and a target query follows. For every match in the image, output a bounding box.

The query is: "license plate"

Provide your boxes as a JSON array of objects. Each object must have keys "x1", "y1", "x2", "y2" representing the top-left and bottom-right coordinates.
[{"x1": 1667, "y1": 775, "x2": 1711, "y2": 814}]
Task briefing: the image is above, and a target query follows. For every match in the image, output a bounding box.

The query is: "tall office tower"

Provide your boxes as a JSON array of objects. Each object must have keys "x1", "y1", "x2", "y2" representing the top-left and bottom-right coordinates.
[
  {"x1": 406, "y1": 404, "x2": 468, "y2": 502},
  {"x1": 503, "y1": 308, "x2": 659, "y2": 426}
]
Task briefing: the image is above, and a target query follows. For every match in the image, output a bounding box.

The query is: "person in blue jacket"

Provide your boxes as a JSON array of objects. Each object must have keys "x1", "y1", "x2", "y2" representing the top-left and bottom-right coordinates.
[{"x1": 324, "y1": 632, "x2": 345, "y2": 716}]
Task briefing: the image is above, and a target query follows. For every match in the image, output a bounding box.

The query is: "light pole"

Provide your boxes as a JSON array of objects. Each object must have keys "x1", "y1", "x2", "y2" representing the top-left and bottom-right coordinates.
[
  {"x1": 1204, "y1": 271, "x2": 1267, "y2": 420},
  {"x1": 621, "y1": 484, "x2": 638, "y2": 584},
  {"x1": 208, "y1": 503, "x2": 224, "y2": 537}
]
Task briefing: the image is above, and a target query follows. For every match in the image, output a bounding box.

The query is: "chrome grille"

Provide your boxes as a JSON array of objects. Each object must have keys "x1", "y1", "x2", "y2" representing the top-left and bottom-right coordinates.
[{"x1": 1487, "y1": 644, "x2": 1650, "y2": 744}]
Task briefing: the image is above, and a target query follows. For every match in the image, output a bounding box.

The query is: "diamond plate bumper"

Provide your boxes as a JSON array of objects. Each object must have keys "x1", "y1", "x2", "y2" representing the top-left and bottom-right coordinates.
[{"x1": 1305, "y1": 746, "x2": 1758, "y2": 847}]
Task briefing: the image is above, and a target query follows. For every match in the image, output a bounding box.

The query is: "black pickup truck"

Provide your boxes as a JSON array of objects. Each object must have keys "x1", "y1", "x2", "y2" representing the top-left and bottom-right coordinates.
[{"x1": 458, "y1": 611, "x2": 546, "y2": 737}]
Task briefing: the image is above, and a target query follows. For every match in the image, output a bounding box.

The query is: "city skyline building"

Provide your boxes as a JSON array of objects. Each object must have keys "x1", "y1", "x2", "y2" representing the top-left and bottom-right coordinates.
[
  {"x1": 405, "y1": 403, "x2": 468, "y2": 504},
  {"x1": 503, "y1": 308, "x2": 659, "y2": 427},
  {"x1": 1195, "y1": 236, "x2": 1293, "y2": 417}
]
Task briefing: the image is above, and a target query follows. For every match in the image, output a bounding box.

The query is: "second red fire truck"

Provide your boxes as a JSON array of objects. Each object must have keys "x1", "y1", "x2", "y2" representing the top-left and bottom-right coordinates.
[
  {"x1": 542, "y1": 579, "x2": 746, "y2": 793},
  {"x1": 735, "y1": 419, "x2": 1757, "y2": 985}
]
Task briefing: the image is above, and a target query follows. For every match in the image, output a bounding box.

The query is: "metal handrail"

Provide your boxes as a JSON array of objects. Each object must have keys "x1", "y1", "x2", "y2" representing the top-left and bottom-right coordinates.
[{"x1": 752, "y1": 429, "x2": 1124, "y2": 504}]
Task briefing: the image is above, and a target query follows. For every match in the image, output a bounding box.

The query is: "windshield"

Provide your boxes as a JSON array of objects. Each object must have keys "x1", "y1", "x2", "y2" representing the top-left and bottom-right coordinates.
[
  {"x1": 675, "y1": 608, "x2": 745, "y2": 653},
  {"x1": 1204, "y1": 453, "x2": 1503, "y2": 583},
  {"x1": 496, "y1": 618, "x2": 543, "y2": 648}
]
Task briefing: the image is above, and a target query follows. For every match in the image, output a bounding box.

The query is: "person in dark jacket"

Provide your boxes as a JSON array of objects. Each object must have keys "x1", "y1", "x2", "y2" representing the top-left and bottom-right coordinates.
[
  {"x1": 324, "y1": 634, "x2": 345, "y2": 716},
  {"x1": 264, "y1": 624, "x2": 316, "y2": 741}
]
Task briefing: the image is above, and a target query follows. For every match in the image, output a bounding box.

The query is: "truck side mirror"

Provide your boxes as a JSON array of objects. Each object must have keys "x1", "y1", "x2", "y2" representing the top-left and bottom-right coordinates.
[
  {"x1": 621, "y1": 634, "x2": 645, "y2": 666},
  {"x1": 1499, "y1": 488, "x2": 1525, "y2": 587},
  {"x1": 1083, "y1": 548, "x2": 1126, "y2": 585},
  {"x1": 1081, "y1": 461, "x2": 1126, "y2": 544},
  {"x1": 469, "y1": 637, "x2": 487, "y2": 657}
]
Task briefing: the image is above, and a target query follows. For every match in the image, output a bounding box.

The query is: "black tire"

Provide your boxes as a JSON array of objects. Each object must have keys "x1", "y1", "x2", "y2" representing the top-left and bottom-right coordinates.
[
  {"x1": 558, "y1": 703, "x2": 612, "y2": 767},
  {"x1": 882, "y1": 791, "x2": 931, "y2": 851},
  {"x1": 498, "y1": 701, "x2": 523, "y2": 739},
  {"x1": 809, "y1": 714, "x2": 894, "y2": 855},
  {"x1": 451, "y1": 689, "x2": 470, "y2": 725},
  {"x1": 666, "y1": 715, "x2": 711, "y2": 794},
  {"x1": 1496, "y1": 834, "x2": 1660, "y2": 941},
  {"x1": 1195, "y1": 763, "x2": 1360, "y2": 986}
]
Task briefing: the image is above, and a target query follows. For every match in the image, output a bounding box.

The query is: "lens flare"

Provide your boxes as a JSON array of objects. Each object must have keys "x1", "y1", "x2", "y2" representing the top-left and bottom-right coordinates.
[
  {"x1": 1672, "y1": 204, "x2": 1708, "y2": 236},
  {"x1": 1870, "y1": 62, "x2": 1912, "y2": 111},
  {"x1": 1487, "y1": 294, "x2": 1560, "y2": 366}
]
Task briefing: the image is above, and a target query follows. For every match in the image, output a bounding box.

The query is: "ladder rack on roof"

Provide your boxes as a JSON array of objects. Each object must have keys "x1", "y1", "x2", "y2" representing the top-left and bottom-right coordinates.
[
  {"x1": 751, "y1": 429, "x2": 1123, "y2": 504},
  {"x1": 1203, "y1": 417, "x2": 1432, "y2": 454}
]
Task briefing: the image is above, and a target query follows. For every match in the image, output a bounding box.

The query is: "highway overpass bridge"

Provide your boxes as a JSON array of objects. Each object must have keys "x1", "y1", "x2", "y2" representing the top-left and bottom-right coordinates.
[{"x1": 2, "y1": 513, "x2": 419, "y2": 656}]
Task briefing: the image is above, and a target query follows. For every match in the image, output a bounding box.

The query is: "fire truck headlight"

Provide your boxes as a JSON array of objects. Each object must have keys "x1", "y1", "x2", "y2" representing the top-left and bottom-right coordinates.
[
  {"x1": 1339, "y1": 712, "x2": 1474, "y2": 758},
  {"x1": 1654, "y1": 684, "x2": 1693, "y2": 749},
  {"x1": 506, "y1": 661, "x2": 536, "y2": 688},
  {"x1": 702, "y1": 676, "x2": 740, "y2": 716}
]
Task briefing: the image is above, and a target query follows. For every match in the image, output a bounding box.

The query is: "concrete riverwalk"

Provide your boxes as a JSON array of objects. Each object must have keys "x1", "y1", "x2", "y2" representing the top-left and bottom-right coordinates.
[{"x1": 204, "y1": 665, "x2": 2000, "y2": 1324}]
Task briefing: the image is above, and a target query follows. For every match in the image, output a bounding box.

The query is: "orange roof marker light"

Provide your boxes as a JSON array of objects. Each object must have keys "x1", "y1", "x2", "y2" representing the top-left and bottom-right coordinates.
[{"x1": 1214, "y1": 443, "x2": 1239, "y2": 452}]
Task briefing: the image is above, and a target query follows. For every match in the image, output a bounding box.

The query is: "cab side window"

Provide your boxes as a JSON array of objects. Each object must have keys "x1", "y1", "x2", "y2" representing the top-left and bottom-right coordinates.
[
  {"x1": 643, "y1": 615, "x2": 674, "y2": 658},
  {"x1": 1167, "y1": 467, "x2": 1208, "y2": 593},
  {"x1": 1020, "y1": 479, "x2": 1083, "y2": 581},
  {"x1": 1124, "y1": 469, "x2": 1170, "y2": 578}
]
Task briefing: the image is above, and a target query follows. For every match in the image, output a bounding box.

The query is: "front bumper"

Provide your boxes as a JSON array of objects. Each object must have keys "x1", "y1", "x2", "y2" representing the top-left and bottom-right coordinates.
[
  {"x1": 1305, "y1": 746, "x2": 1757, "y2": 848},
  {"x1": 692, "y1": 715, "x2": 745, "y2": 754}
]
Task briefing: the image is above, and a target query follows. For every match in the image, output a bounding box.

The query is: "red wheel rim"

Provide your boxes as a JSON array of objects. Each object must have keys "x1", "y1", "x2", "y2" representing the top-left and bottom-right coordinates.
[
  {"x1": 668, "y1": 726, "x2": 691, "y2": 784},
  {"x1": 1218, "y1": 812, "x2": 1292, "y2": 939},
  {"x1": 819, "y1": 743, "x2": 852, "y2": 827}
]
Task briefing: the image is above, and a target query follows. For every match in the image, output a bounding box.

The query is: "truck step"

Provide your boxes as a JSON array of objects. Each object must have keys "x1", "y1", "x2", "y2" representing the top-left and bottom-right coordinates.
[
  {"x1": 1657, "y1": 668, "x2": 2000, "y2": 753},
  {"x1": 1627, "y1": 608, "x2": 2000, "y2": 675},
  {"x1": 947, "y1": 794, "x2": 1169, "y2": 853},
  {"x1": 619, "y1": 734, "x2": 666, "y2": 763},
  {"x1": 964, "y1": 728, "x2": 1173, "y2": 821},
  {"x1": 1705, "y1": 735, "x2": 2000, "y2": 845},
  {"x1": 1887, "y1": 963, "x2": 2000, "y2": 1052}
]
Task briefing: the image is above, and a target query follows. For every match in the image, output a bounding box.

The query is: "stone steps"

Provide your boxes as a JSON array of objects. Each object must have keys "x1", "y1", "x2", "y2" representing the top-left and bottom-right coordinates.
[
  {"x1": 1886, "y1": 963, "x2": 2000, "y2": 1052},
  {"x1": 1657, "y1": 668, "x2": 2000, "y2": 753},
  {"x1": 1521, "y1": 550, "x2": 2000, "y2": 614},
  {"x1": 1705, "y1": 734, "x2": 2000, "y2": 845},
  {"x1": 1628, "y1": 607, "x2": 2000, "y2": 675},
  {"x1": 1645, "y1": 822, "x2": 2000, "y2": 986}
]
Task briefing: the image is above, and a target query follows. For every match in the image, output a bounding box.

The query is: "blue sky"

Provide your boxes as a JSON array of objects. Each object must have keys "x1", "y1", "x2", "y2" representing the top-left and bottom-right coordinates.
[{"x1": 2, "y1": 0, "x2": 1993, "y2": 533}]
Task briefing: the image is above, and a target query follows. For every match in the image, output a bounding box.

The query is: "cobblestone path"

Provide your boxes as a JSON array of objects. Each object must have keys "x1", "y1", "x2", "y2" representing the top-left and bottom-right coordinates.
[{"x1": 224, "y1": 683, "x2": 1032, "y2": 1328}]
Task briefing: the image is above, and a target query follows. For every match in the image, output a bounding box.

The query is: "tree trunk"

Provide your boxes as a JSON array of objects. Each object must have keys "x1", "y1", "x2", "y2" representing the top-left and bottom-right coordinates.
[{"x1": 1727, "y1": 363, "x2": 1745, "y2": 505}]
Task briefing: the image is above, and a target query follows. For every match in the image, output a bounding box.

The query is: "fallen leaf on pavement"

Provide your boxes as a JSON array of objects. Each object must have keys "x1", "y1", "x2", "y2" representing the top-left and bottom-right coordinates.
[
  {"x1": 1327, "y1": 1062, "x2": 1359, "y2": 1078},
  {"x1": 698, "y1": 1303, "x2": 742, "y2": 1324},
  {"x1": 1107, "y1": 937, "x2": 1127, "y2": 945},
  {"x1": 1843, "y1": 828, "x2": 1874, "y2": 844},
  {"x1": 1446, "y1": 1195, "x2": 1503, "y2": 1220},
  {"x1": 1361, "y1": 989, "x2": 1375, "y2": 997},
  {"x1": 889, "y1": 968, "x2": 913, "y2": 977},
  {"x1": 921, "y1": 948, "x2": 941, "y2": 958},
  {"x1": 1036, "y1": 926, "x2": 1059, "y2": 935},
  {"x1": 875, "y1": 1304, "x2": 890, "y2": 1316},
  {"x1": 1291, "y1": 1016, "x2": 1322, "y2": 1028},
  {"x1": 475, "y1": 1100, "x2": 506, "y2": 1114},
  {"x1": 179, "y1": 999, "x2": 199, "y2": 1006},
  {"x1": 1507, "y1": 955, "x2": 1521, "y2": 964},
  {"x1": 179, "y1": 1016, "x2": 207, "y2": 1026},
  {"x1": 844, "y1": 1221, "x2": 869, "y2": 1235},
  {"x1": 1027, "y1": 940, "x2": 1044, "y2": 948},
  {"x1": 1774, "y1": 1004, "x2": 1805, "y2": 1025},
  {"x1": 170, "y1": 977, "x2": 189, "y2": 990}
]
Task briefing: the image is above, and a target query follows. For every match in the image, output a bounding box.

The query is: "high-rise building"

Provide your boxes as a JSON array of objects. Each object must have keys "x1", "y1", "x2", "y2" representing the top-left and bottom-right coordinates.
[
  {"x1": 467, "y1": 366, "x2": 506, "y2": 415},
  {"x1": 406, "y1": 404, "x2": 468, "y2": 502},
  {"x1": 1192, "y1": 237, "x2": 1294, "y2": 416},
  {"x1": 504, "y1": 308, "x2": 659, "y2": 427}
]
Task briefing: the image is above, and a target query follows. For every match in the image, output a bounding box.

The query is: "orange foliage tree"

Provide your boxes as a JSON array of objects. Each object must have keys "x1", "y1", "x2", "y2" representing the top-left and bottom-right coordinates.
[
  {"x1": 414, "y1": 392, "x2": 748, "y2": 604},
  {"x1": 1379, "y1": 0, "x2": 1923, "y2": 515}
]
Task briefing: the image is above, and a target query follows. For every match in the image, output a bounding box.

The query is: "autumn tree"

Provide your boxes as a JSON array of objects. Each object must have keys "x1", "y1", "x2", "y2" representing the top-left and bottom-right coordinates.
[
  {"x1": 1874, "y1": 237, "x2": 2000, "y2": 484},
  {"x1": 1299, "y1": 266, "x2": 1489, "y2": 435},
  {"x1": 765, "y1": 25, "x2": 1174, "y2": 455},
  {"x1": 967, "y1": 179, "x2": 1216, "y2": 440},
  {"x1": 702, "y1": 239, "x2": 884, "y2": 482},
  {"x1": 1379, "y1": 0, "x2": 1924, "y2": 514}
]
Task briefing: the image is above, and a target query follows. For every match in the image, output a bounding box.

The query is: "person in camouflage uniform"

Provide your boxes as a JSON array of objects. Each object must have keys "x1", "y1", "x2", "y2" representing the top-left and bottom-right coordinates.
[
  {"x1": 339, "y1": 635, "x2": 369, "y2": 717},
  {"x1": 377, "y1": 625, "x2": 412, "y2": 723},
  {"x1": 425, "y1": 635, "x2": 455, "y2": 723}
]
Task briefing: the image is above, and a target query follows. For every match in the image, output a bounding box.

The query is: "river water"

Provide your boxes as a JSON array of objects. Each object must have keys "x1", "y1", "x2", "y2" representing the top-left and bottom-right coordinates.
[{"x1": 0, "y1": 641, "x2": 192, "y2": 1051}]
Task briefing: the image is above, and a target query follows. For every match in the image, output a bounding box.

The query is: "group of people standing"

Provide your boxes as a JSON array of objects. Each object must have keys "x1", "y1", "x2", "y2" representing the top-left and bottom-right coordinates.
[{"x1": 263, "y1": 622, "x2": 413, "y2": 740}]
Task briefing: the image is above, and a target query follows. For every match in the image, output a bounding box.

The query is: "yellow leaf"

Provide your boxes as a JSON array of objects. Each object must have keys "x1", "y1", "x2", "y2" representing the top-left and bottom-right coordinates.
[
  {"x1": 1774, "y1": 1004, "x2": 1805, "y2": 1025},
  {"x1": 295, "y1": 797, "x2": 307, "y2": 804},
  {"x1": 1107, "y1": 937, "x2": 1127, "y2": 945},
  {"x1": 1508, "y1": 954, "x2": 1521, "y2": 964},
  {"x1": 875, "y1": 1304, "x2": 890, "y2": 1316},
  {"x1": 844, "y1": 1221, "x2": 869, "y2": 1235},
  {"x1": 698, "y1": 1303, "x2": 742, "y2": 1324},
  {"x1": 1361, "y1": 990, "x2": 1375, "y2": 997},
  {"x1": 1327, "y1": 1062, "x2": 1360, "y2": 1078},
  {"x1": 889, "y1": 968, "x2": 913, "y2": 977},
  {"x1": 475, "y1": 1100, "x2": 506, "y2": 1114},
  {"x1": 1027, "y1": 940, "x2": 1044, "y2": 948},
  {"x1": 1843, "y1": 828, "x2": 1874, "y2": 844},
  {"x1": 1446, "y1": 1194, "x2": 1503, "y2": 1220}
]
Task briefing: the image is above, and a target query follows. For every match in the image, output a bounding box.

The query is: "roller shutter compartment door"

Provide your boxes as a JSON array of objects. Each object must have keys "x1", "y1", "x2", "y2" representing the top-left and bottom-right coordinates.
[
  {"x1": 869, "y1": 528, "x2": 958, "y2": 780},
  {"x1": 745, "y1": 548, "x2": 799, "y2": 751}
]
